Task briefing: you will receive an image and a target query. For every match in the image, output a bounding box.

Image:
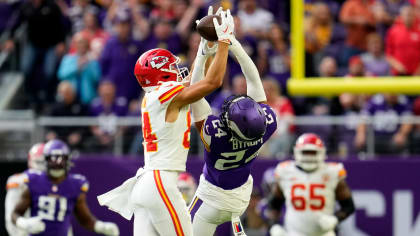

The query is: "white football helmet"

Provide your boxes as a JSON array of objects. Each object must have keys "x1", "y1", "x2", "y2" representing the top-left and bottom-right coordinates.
[
  {"x1": 28, "y1": 143, "x2": 45, "y2": 171},
  {"x1": 294, "y1": 133, "x2": 326, "y2": 171}
]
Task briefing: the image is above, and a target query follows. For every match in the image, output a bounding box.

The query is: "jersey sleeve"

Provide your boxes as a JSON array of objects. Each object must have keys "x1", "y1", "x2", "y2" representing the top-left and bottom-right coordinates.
[
  {"x1": 6, "y1": 172, "x2": 28, "y2": 190},
  {"x1": 260, "y1": 103, "x2": 278, "y2": 141},
  {"x1": 156, "y1": 82, "x2": 185, "y2": 105},
  {"x1": 327, "y1": 162, "x2": 347, "y2": 181},
  {"x1": 201, "y1": 115, "x2": 229, "y2": 151},
  {"x1": 337, "y1": 163, "x2": 347, "y2": 181},
  {"x1": 71, "y1": 174, "x2": 90, "y2": 193},
  {"x1": 200, "y1": 118, "x2": 212, "y2": 152},
  {"x1": 274, "y1": 161, "x2": 291, "y2": 181}
]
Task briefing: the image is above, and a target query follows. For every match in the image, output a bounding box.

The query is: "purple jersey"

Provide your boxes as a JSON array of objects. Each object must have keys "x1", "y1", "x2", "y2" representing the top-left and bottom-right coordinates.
[
  {"x1": 201, "y1": 103, "x2": 277, "y2": 190},
  {"x1": 362, "y1": 94, "x2": 412, "y2": 134},
  {"x1": 25, "y1": 170, "x2": 89, "y2": 236}
]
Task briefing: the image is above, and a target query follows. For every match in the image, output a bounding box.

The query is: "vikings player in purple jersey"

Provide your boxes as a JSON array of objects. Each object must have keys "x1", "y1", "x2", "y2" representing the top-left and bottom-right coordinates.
[
  {"x1": 187, "y1": 24, "x2": 278, "y2": 236},
  {"x1": 11, "y1": 139, "x2": 119, "y2": 236}
]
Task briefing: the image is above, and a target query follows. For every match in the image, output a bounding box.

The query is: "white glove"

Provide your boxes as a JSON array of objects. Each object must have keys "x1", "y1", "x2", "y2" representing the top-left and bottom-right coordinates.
[
  {"x1": 94, "y1": 220, "x2": 120, "y2": 236},
  {"x1": 213, "y1": 9, "x2": 235, "y2": 44},
  {"x1": 16, "y1": 216, "x2": 46, "y2": 234},
  {"x1": 318, "y1": 214, "x2": 338, "y2": 232},
  {"x1": 269, "y1": 224, "x2": 287, "y2": 236}
]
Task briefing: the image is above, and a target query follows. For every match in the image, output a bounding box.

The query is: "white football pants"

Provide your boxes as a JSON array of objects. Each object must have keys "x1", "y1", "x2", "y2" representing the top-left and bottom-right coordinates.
[
  {"x1": 131, "y1": 170, "x2": 193, "y2": 236},
  {"x1": 188, "y1": 195, "x2": 247, "y2": 236}
]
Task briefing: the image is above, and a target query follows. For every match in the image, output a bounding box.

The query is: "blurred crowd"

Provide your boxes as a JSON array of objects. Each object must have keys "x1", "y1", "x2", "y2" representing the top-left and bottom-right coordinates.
[{"x1": 1, "y1": 0, "x2": 420, "y2": 157}]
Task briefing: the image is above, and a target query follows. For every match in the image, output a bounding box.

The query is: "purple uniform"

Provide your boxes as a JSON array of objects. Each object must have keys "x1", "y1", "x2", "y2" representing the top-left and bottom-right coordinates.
[
  {"x1": 25, "y1": 170, "x2": 89, "y2": 236},
  {"x1": 362, "y1": 94, "x2": 412, "y2": 135},
  {"x1": 201, "y1": 103, "x2": 277, "y2": 190}
]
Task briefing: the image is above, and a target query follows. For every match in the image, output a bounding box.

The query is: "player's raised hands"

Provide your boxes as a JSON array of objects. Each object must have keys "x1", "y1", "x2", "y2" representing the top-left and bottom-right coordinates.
[
  {"x1": 94, "y1": 220, "x2": 120, "y2": 236},
  {"x1": 16, "y1": 216, "x2": 46, "y2": 234},
  {"x1": 213, "y1": 10, "x2": 235, "y2": 44},
  {"x1": 195, "y1": 6, "x2": 222, "y2": 27},
  {"x1": 198, "y1": 37, "x2": 218, "y2": 58},
  {"x1": 208, "y1": 5, "x2": 223, "y2": 16}
]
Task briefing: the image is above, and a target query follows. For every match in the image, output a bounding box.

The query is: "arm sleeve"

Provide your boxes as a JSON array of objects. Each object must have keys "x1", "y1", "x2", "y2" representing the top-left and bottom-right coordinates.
[
  {"x1": 190, "y1": 54, "x2": 212, "y2": 122},
  {"x1": 229, "y1": 39, "x2": 266, "y2": 102},
  {"x1": 335, "y1": 197, "x2": 355, "y2": 222}
]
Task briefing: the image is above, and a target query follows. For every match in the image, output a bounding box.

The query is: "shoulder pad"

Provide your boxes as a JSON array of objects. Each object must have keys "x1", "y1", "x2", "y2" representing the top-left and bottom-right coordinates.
[
  {"x1": 70, "y1": 174, "x2": 90, "y2": 193},
  {"x1": 6, "y1": 172, "x2": 28, "y2": 190},
  {"x1": 156, "y1": 82, "x2": 185, "y2": 104},
  {"x1": 274, "y1": 161, "x2": 292, "y2": 179},
  {"x1": 326, "y1": 162, "x2": 347, "y2": 179}
]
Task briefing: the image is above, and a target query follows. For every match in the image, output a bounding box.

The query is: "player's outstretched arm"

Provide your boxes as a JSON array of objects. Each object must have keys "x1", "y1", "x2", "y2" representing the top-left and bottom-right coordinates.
[
  {"x1": 229, "y1": 37, "x2": 267, "y2": 103},
  {"x1": 189, "y1": 37, "x2": 217, "y2": 131},
  {"x1": 12, "y1": 188, "x2": 46, "y2": 234},
  {"x1": 170, "y1": 10, "x2": 234, "y2": 111},
  {"x1": 74, "y1": 193, "x2": 120, "y2": 236}
]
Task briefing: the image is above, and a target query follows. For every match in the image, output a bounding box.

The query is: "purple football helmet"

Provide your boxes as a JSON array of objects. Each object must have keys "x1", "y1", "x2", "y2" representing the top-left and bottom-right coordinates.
[
  {"x1": 43, "y1": 139, "x2": 71, "y2": 178},
  {"x1": 221, "y1": 95, "x2": 267, "y2": 141}
]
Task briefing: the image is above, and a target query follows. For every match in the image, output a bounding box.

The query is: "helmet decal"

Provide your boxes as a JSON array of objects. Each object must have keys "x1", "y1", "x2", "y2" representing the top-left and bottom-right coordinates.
[{"x1": 150, "y1": 56, "x2": 169, "y2": 69}]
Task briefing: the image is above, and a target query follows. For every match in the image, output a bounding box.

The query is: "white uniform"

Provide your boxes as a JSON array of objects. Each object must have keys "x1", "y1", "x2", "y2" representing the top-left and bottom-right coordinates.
[
  {"x1": 98, "y1": 82, "x2": 192, "y2": 236},
  {"x1": 5, "y1": 172, "x2": 29, "y2": 236},
  {"x1": 274, "y1": 161, "x2": 347, "y2": 236}
]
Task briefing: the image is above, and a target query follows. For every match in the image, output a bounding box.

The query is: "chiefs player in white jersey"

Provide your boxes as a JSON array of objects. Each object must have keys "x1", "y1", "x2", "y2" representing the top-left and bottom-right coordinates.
[
  {"x1": 98, "y1": 9, "x2": 236, "y2": 236},
  {"x1": 5, "y1": 143, "x2": 45, "y2": 236},
  {"x1": 265, "y1": 133, "x2": 355, "y2": 236}
]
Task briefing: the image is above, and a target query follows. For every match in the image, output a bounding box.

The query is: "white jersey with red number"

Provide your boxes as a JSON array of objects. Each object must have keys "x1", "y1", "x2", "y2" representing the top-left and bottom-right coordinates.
[
  {"x1": 141, "y1": 81, "x2": 191, "y2": 172},
  {"x1": 274, "y1": 161, "x2": 347, "y2": 236},
  {"x1": 5, "y1": 172, "x2": 29, "y2": 236}
]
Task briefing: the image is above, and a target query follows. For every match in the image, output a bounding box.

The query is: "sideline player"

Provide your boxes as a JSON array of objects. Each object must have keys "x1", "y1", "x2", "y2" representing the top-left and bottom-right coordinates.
[
  {"x1": 266, "y1": 133, "x2": 355, "y2": 236},
  {"x1": 11, "y1": 139, "x2": 119, "y2": 236},
  {"x1": 186, "y1": 22, "x2": 278, "y2": 236},
  {"x1": 177, "y1": 172, "x2": 197, "y2": 206},
  {"x1": 5, "y1": 143, "x2": 45, "y2": 236},
  {"x1": 97, "y1": 9, "x2": 235, "y2": 236}
]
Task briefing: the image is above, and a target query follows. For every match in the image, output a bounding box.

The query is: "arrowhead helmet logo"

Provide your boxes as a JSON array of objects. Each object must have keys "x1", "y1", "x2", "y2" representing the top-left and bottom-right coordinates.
[{"x1": 150, "y1": 56, "x2": 169, "y2": 69}]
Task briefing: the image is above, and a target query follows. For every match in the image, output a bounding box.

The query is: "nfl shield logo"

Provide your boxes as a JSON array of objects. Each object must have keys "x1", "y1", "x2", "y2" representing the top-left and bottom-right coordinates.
[{"x1": 234, "y1": 222, "x2": 242, "y2": 233}]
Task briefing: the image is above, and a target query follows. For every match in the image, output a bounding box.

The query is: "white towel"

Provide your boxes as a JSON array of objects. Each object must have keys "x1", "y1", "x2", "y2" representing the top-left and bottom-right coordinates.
[{"x1": 97, "y1": 168, "x2": 145, "y2": 220}]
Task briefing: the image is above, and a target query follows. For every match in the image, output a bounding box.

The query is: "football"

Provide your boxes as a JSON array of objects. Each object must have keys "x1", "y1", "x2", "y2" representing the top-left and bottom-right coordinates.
[{"x1": 196, "y1": 14, "x2": 222, "y2": 41}]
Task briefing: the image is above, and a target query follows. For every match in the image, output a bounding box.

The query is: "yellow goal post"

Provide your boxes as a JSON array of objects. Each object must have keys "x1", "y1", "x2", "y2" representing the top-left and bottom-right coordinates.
[{"x1": 288, "y1": 0, "x2": 420, "y2": 96}]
